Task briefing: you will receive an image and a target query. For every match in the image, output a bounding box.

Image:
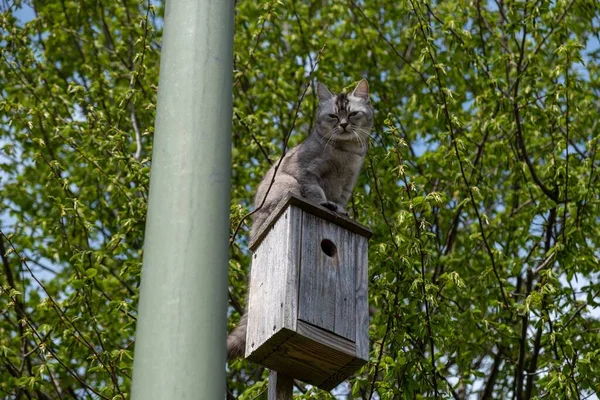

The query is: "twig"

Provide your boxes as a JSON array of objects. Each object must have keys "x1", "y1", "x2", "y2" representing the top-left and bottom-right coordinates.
[
  {"x1": 0, "y1": 287, "x2": 109, "y2": 399},
  {"x1": 562, "y1": 289, "x2": 600, "y2": 329},
  {"x1": 0, "y1": 230, "x2": 125, "y2": 399},
  {"x1": 409, "y1": 0, "x2": 510, "y2": 309},
  {"x1": 131, "y1": 102, "x2": 142, "y2": 161},
  {"x1": 368, "y1": 157, "x2": 400, "y2": 253},
  {"x1": 563, "y1": 53, "x2": 569, "y2": 242},
  {"x1": 234, "y1": 111, "x2": 271, "y2": 165},
  {"x1": 347, "y1": 0, "x2": 429, "y2": 86},
  {"x1": 514, "y1": 269, "x2": 532, "y2": 400},
  {"x1": 481, "y1": 354, "x2": 502, "y2": 399},
  {"x1": 435, "y1": 372, "x2": 462, "y2": 400},
  {"x1": 514, "y1": 0, "x2": 576, "y2": 83},
  {"x1": 394, "y1": 148, "x2": 438, "y2": 396},
  {"x1": 512, "y1": 104, "x2": 559, "y2": 202},
  {"x1": 368, "y1": 289, "x2": 398, "y2": 400},
  {"x1": 533, "y1": 253, "x2": 556, "y2": 274},
  {"x1": 233, "y1": 1, "x2": 276, "y2": 88}
]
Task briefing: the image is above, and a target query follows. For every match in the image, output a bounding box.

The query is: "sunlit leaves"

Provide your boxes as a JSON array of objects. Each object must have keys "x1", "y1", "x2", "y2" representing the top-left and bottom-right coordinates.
[{"x1": 1, "y1": 0, "x2": 599, "y2": 398}]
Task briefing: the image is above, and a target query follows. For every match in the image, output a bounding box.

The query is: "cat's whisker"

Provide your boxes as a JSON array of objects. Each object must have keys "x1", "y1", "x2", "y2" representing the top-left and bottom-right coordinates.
[
  {"x1": 354, "y1": 132, "x2": 363, "y2": 151},
  {"x1": 351, "y1": 128, "x2": 369, "y2": 150},
  {"x1": 355, "y1": 129, "x2": 379, "y2": 145},
  {"x1": 351, "y1": 130, "x2": 361, "y2": 147},
  {"x1": 354, "y1": 127, "x2": 377, "y2": 141},
  {"x1": 360, "y1": 133, "x2": 367, "y2": 151},
  {"x1": 352, "y1": 130, "x2": 366, "y2": 152},
  {"x1": 324, "y1": 130, "x2": 336, "y2": 152}
]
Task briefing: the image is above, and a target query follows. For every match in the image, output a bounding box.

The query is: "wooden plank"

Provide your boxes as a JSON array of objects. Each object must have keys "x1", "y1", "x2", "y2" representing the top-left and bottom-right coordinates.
[
  {"x1": 287, "y1": 194, "x2": 373, "y2": 238},
  {"x1": 250, "y1": 193, "x2": 372, "y2": 251},
  {"x1": 298, "y1": 213, "x2": 337, "y2": 333},
  {"x1": 268, "y1": 371, "x2": 293, "y2": 400},
  {"x1": 249, "y1": 325, "x2": 364, "y2": 391},
  {"x1": 263, "y1": 330, "x2": 356, "y2": 389},
  {"x1": 298, "y1": 213, "x2": 356, "y2": 341},
  {"x1": 283, "y1": 206, "x2": 302, "y2": 332},
  {"x1": 355, "y1": 235, "x2": 370, "y2": 361},
  {"x1": 245, "y1": 206, "x2": 300, "y2": 357},
  {"x1": 245, "y1": 232, "x2": 269, "y2": 356},
  {"x1": 334, "y1": 228, "x2": 356, "y2": 341},
  {"x1": 296, "y1": 320, "x2": 355, "y2": 356},
  {"x1": 319, "y1": 357, "x2": 368, "y2": 391},
  {"x1": 245, "y1": 328, "x2": 294, "y2": 365}
]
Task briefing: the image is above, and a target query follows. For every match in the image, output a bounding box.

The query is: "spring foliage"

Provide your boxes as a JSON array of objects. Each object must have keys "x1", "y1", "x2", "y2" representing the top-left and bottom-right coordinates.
[{"x1": 1, "y1": 0, "x2": 599, "y2": 398}]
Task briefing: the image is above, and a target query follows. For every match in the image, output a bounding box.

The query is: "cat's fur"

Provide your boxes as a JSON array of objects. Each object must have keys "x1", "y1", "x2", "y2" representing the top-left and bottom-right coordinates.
[{"x1": 227, "y1": 79, "x2": 373, "y2": 360}]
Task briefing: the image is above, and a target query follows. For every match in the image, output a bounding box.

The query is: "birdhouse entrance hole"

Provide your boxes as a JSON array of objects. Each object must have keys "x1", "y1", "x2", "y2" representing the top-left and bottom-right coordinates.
[{"x1": 320, "y1": 239, "x2": 337, "y2": 257}]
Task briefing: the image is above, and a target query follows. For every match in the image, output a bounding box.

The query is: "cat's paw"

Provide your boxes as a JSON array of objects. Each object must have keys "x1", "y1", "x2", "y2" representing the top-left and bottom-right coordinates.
[
  {"x1": 320, "y1": 201, "x2": 339, "y2": 212},
  {"x1": 321, "y1": 201, "x2": 349, "y2": 217}
]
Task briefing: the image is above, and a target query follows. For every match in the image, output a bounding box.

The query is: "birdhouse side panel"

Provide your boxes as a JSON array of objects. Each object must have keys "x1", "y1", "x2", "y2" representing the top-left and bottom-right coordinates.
[
  {"x1": 334, "y1": 229, "x2": 357, "y2": 341},
  {"x1": 355, "y1": 234, "x2": 369, "y2": 361}
]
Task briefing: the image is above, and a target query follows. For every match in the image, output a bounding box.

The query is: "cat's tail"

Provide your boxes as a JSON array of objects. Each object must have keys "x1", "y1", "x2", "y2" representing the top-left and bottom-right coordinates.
[{"x1": 227, "y1": 312, "x2": 248, "y2": 361}]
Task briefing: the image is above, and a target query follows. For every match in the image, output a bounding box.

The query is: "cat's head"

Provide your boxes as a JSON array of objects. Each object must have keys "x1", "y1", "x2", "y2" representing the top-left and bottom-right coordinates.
[{"x1": 315, "y1": 79, "x2": 373, "y2": 145}]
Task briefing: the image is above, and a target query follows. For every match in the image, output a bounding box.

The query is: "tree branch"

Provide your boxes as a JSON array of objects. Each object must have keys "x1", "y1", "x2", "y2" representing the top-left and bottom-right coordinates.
[{"x1": 410, "y1": 0, "x2": 510, "y2": 308}]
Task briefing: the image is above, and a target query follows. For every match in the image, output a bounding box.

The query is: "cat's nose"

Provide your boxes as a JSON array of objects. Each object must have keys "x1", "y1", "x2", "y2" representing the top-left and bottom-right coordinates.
[{"x1": 340, "y1": 122, "x2": 348, "y2": 130}]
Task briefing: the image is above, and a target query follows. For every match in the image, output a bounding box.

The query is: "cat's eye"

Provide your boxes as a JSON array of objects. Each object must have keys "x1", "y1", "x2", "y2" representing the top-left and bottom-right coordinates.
[
  {"x1": 348, "y1": 111, "x2": 359, "y2": 117},
  {"x1": 327, "y1": 114, "x2": 339, "y2": 119}
]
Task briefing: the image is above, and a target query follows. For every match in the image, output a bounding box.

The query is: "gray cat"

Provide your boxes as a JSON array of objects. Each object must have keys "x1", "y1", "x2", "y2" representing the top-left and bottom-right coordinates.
[{"x1": 227, "y1": 79, "x2": 373, "y2": 360}]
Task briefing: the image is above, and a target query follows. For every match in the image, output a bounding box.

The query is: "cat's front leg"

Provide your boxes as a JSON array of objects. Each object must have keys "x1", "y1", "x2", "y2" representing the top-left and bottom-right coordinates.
[
  {"x1": 302, "y1": 184, "x2": 328, "y2": 206},
  {"x1": 302, "y1": 185, "x2": 349, "y2": 217}
]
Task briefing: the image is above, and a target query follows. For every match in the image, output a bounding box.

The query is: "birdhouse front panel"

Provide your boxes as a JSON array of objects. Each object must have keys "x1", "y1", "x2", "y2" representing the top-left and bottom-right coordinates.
[{"x1": 297, "y1": 212, "x2": 357, "y2": 342}]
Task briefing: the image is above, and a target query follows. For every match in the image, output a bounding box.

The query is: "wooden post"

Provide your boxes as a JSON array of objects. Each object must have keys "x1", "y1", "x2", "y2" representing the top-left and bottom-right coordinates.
[
  {"x1": 245, "y1": 194, "x2": 372, "y2": 391},
  {"x1": 268, "y1": 371, "x2": 293, "y2": 400}
]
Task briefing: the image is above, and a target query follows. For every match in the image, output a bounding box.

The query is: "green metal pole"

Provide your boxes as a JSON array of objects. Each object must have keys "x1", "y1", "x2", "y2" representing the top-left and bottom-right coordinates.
[{"x1": 131, "y1": 0, "x2": 233, "y2": 398}]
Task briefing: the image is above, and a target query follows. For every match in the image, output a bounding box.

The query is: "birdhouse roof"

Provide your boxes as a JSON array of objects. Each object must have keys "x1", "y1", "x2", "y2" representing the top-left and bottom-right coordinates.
[{"x1": 249, "y1": 193, "x2": 373, "y2": 251}]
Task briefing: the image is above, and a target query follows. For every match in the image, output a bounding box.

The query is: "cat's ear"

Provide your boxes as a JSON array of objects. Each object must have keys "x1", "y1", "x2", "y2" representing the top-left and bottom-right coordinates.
[
  {"x1": 316, "y1": 82, "x2": 334, "y2": 102},
  {"x1": 351, "y1": 79, "x2": 369, "y2": 101}
]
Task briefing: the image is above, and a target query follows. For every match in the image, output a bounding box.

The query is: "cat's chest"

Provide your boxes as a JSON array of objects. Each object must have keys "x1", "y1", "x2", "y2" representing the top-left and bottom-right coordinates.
[{"x1": 314, "y1": 151, "x2": 362, "y2": 186}]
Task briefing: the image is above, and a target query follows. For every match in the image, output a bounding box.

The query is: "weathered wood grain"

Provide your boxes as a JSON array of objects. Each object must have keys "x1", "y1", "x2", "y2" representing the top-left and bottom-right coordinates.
[
  {"x1": 248, "y1": 323, "x2": 361, "y2": 390},
  {"x1": 298, "y1": 212, "x2": 336, "y2": 333},
  {"x1": 268, "y1": 370, "x2": 293, "y2": 400},
  {"x1": 319, "y1": 356, "x2": 368, "y2": 391},
  {"x1": 298, "y1": 213, "x2": 357, "y2": 341},
  {"x1": 246, "y1": 195, "x2": 371, "y2": 391},
  {"x1": 250, "y1": 193, "x2": 373, "y2": 251},
  {"x1": 262, "y1": 327, "x2": 356, "y2": 388},
  {"x1": 245, "y1": 206, "x2": 301, "y2": 358},
  {"x1": 296, "y1": 320, "x2": 355, "y2": 356},
  {"x1": 355, "y1": 235, "x2": 369, "y2": 361},
  {"x1": 245, "y1": 328, "x2": 294, "y2": 365},
  {"x1": 334, "y1": 227, "x2": 356, "y2": 341},
  {"x1": 283, "y1": 206, "x2": 302, "y2": 331}
]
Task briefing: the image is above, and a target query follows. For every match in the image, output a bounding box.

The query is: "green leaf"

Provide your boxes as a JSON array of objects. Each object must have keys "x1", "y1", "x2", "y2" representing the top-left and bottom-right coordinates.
[{"x1": 85, "y1": 268, "x2": 98, "y2": 278}]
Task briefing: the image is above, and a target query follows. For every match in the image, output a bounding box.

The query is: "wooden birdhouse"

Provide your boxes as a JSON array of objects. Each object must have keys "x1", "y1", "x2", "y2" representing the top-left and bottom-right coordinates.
[{"x1": 245, "y1": 194, "x2": 372, "y2": 391}]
